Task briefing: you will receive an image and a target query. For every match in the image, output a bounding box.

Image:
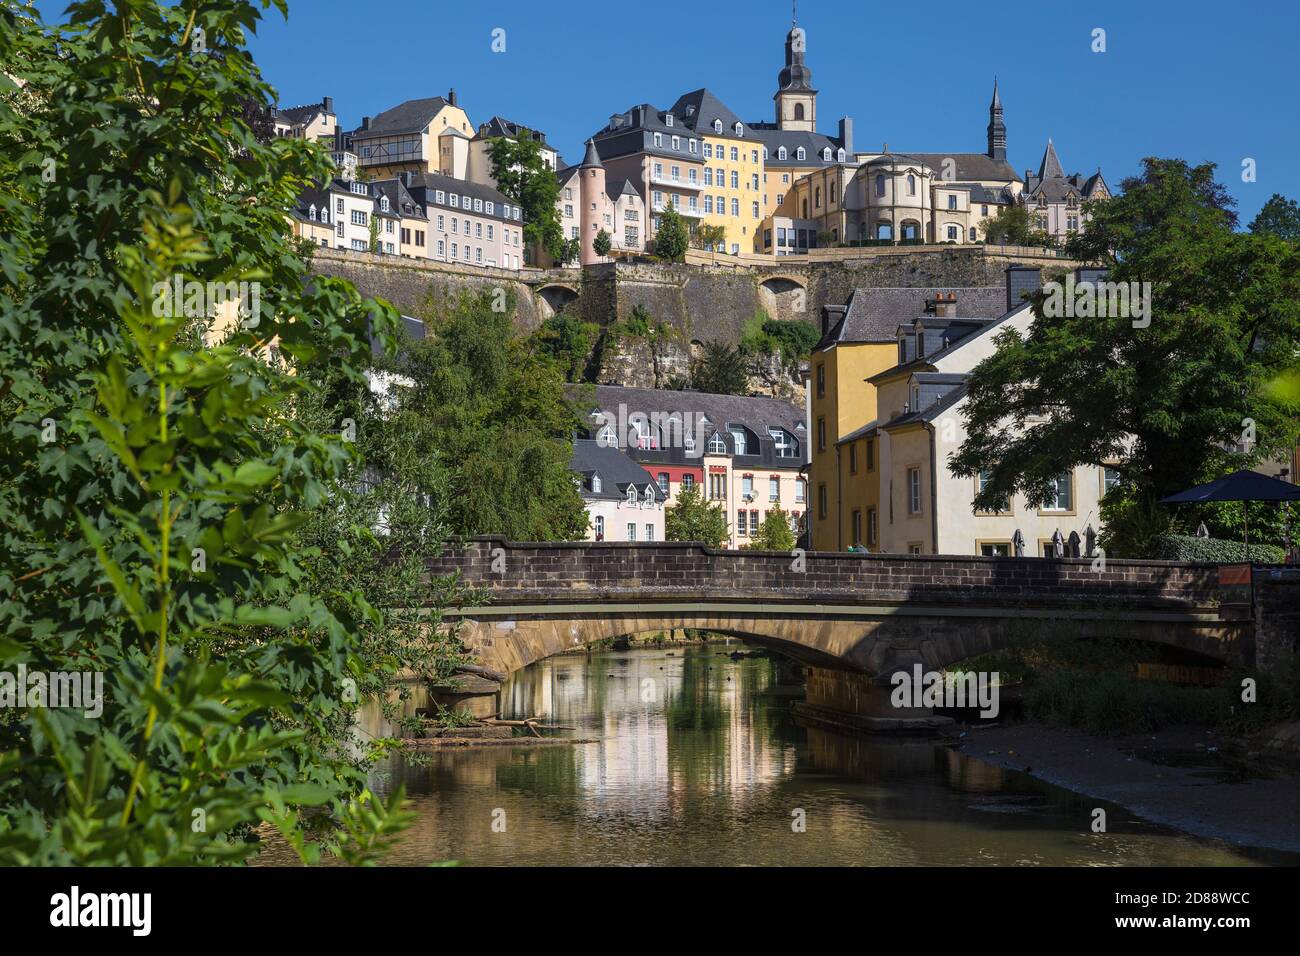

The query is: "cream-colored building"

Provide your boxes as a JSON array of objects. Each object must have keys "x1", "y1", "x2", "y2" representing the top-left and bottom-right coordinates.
[
  {"x1": 551, "y1": 141, "x2": 647, "y2": 266},
  {"x1": 870, "y1": 271, "x2": 1113, "y2": 555}
]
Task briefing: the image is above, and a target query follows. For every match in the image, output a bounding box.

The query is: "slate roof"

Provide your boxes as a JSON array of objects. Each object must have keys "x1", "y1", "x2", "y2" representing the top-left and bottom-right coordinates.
[
  {"x1": 750, "y1": 126, "x2": 846, "y2": 167},
  {"x1": 905, "y1": 152, "x2": 1022, "y2": 183},
  {"x1": 474, "y1": 116, "x2": 554, "y2": 150},
  {"x1": 817, "y1": 286, "x2": 1008, "y2": 349},
  {"x1": 405, "y1": 172, "x2": 519, "y2": 223},
  {"x1": 368, "y1": 178, "x2": 427, "y2": 220},
  {"x1": 881, "y1": 381, "x2": 969, "y2": 430},
  {"x1": 279, "y1": 101, "x2": 330, "y2": 125},
  {"x1": 353, "y1": 97, "x2": 450, "y2": 138},
  {"x1": 570, "y1": 440, "x2": 664, "y2": 501},
  {"x1": 834, "y1": 419, "x2": 878, "y2": 447},
  {"x1": 668, "y1": 88, "x2": 746, "y2": 136},
  {"x1": 1024, "y1": 139, "x2": 1107, "y2": 202}
]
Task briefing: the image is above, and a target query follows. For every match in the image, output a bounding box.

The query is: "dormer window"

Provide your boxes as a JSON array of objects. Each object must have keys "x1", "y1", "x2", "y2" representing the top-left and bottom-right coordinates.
[
  {"x1": 308, "y1": 204, "x2": 317, "y2": 221},
  {"x1": 796, "y1": 147, "x2": 806, "y2": 161},
  {"x1": 822, "y1": 147, "x2": 831, "y2": 161},
  {"x1": 597, "y1": 425, "x2": 616, "y2": 447},
  {"x1": 592, "y1": 474, "x2": 602, "y2": 493},
  {"x1": 708, "y1": 432, "x2": 727, "y2": 454},
  {"x1": 778, "y1": 146, "x2": 787, "y2": 161},
  {"x1": 643, "y1": 487, "x2": 654, "y2": 504},
  {"x1": 911, "y1": 383, "x2": 921, "y2": 410},
  {"x1": 380, "y1": 196, "x2": 389, "y2": 212},
  {"x1": 627, "y1": 487, "x2": 637, "y2": 505},
  {"x1": 713, "y1": 119, "x2": 723, "y2": 133},
  {"x1": 734, "y1": 122, "x2": 743, "y2": 136},
  {"x1": 665, "y1": 113, "x2": 673, "y2": 127},
  {"x1": 837, "y1": 148, "x2": 846, "y2": 162}
]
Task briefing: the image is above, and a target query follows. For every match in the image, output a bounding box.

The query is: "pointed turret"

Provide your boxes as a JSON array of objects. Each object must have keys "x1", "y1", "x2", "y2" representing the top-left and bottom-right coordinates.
[
  {"x1": 580, "y1": 138, "x2": 603, "y2": 169},
  {"x1": 1037, "y1": 138, "x2": 1064, "y2": 181}
]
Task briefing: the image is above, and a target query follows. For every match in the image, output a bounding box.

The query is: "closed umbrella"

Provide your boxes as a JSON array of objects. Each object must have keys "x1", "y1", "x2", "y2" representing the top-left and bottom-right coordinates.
[{"x1": 1160, "y1": 469, "x2": 1300, "y2": 561}]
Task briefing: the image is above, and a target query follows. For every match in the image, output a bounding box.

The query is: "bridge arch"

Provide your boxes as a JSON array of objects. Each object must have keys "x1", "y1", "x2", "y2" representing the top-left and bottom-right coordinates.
[{"x1": 535, "y1": 283, "x2": 579, "y2": 321}]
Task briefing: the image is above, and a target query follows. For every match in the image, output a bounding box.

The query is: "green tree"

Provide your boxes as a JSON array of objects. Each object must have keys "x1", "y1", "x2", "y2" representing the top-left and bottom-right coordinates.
[
  {"x1": 979, "y1": 203, "x2": 1055, "y2": 247},
  {"x1": 654, "y1": 204, "x2": 689, "y2": 262},
  {"x1": 665, "y1": 485, "x2": 730, "y2": 548},
  {"x1": 533, "y1": 310, "x2": 599, "y2": 383},
  {"x1": 0, "y1": 0, "x2": 418, "y2": 864},
  {"x1": 400, "y1": 291, "x2": 589, "y2": 540},
  {"x1": 690, "y1": 340, "x2": 750, "y2": 395},
  {"x1": 691, "y1": 223, "x2": 726, "y2": 252},
  {"x1": 952, "y1": 158, "x2": 1300, "y2": 555},
  {"x1": 746, "y1": 507, "x2": 796, "y2": 551},
  {"x1": 1249, "y1": 192, "x2": 1300, "y2": 241},
  {"x1": 593, "y1": 228, "x2": 612, "y2": 258},
  {"x1": 488, "y1": 133, "x2": 565, "y2": 260}
]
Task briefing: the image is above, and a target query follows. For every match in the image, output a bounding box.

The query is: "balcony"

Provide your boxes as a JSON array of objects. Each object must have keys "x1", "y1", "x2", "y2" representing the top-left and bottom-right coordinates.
[
  {"x1": 650, "y1": 171, "x2": 704, "y2": 191},
  {"x1": 652, "y1": 202, "x2": 704, "y2": 218}
]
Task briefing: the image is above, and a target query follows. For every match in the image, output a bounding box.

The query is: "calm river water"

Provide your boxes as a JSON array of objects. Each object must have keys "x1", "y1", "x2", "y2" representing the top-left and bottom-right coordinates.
[{"x1": 334, "y1": 643, "x2": 1284, "y2": 866}]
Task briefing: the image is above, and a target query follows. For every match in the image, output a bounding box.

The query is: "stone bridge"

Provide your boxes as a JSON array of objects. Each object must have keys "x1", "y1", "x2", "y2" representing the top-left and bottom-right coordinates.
[{"x1": 427, "y1": 539, "x2": 1262, "y2": 681}]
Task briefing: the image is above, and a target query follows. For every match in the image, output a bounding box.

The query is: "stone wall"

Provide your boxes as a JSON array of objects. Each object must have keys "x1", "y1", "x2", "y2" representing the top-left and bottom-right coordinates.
[
  {"x1": 428, "y1": 538, "x2": 1223, "y2": 612},
  {"x1": 310, "y1": 245, "x2": 1084, "y2": 390},
  {"x1": 1254, "y1": 568, "x2": 1300, "y2": 681}
]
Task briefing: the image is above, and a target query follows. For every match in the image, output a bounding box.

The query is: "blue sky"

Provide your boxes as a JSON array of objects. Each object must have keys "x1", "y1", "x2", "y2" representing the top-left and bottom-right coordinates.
[{"x1": 38, "y1": 1, "x2": 1300, "y2": 224}]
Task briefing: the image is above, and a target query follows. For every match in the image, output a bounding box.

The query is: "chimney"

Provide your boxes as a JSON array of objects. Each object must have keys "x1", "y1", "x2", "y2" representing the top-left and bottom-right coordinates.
[
  {"x1": 448, "y1": 88, "x2": 457, "y2": 107},
  {"x1": 928, "y1": 291, "x2": 958, "y2": 318},
  {"x1": 821, "y1": 304, "x2": 848, "y2": 336},
  {"x1": 1006, "y1": 265, "x2": 1042, "y2": 310},
  {"x1": 322, "y1": 96, "x2": 334, "y2": 114},
  {"x1": 361, "y1": 116, "x2": 371, "y2": 131},
  {"x1": 838, "y1": 117, "x2": 854, "y2": 157}
]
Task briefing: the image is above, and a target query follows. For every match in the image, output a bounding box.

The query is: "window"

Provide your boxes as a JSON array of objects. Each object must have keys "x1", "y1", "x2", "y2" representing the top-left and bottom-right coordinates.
[
  {"x1": 653, "y1": 133, "x2": 663, "y2": 148},
  {"x1": 657, "y1": 473, "x2": 669, "y2": 495},
  {"x1": 795, "y1": 479, "x2": 805, "y2": 503},
  {"x1": 713, "y1": 119, "x2": 723, "y2": 133},
  {"x1": 594, "y1": 515, "x2": 604, "y2": 540},
  {"x1": 626, "y1": 487, "x2": 637, "y2": 505},
  {"x1": 980, "y1": 542, "x2": 1010, "y2": 557},
  {"x1": 907, "y1": 174, "x2": 916, "y2": 196},
  {"x1": 849, "y1": 443, "x2": 858, "y2": 474},
  {"x1": 817, "y1": 417, "x2": 825, "y2": 452},
  {"x1": 769, "y1": 428, "x2": 797, "y2": 458},
  {"x1": 741, "y1": 475, "x2": 753, "y2": 499},
  {"x1": 1042, "y1": 473, "x2": 1073, "y2": 512},
  {"x1": 977, "y1": 470, "x2": 1011, "y2": 514},
  {"x1": 681, "y1": 474, "x2": 695, "y2": 490},
  {"x1": 671, "y1": 136, "x2": 680, "y2": 151},
  {"x1": 737, "y1": 510, "x2": 748, "y2": 537},
  {"x1": 822, "y1": 147, "x2": 831, "y2": 161},
  {"x1": 643, "y1": 487, "x2": 654, "y2": 505},
  {"x1": 866, "y1": 438, "x2": 875, "y2": 471},
  {"x1": 351, "y1": 210, "x2": 367, "y2": 226},
  {"x1": 796, "y1": 147, "x2": 806, "y2": 161},
  {"x1": 708, "y1": 432, "x2": 727, "y2": 454},
  {"x1": 1102, "y1": 466, "x2": 1121, "y2": 496},
  {"x1": 947, "y1": 225, "x2": 959, "y2": 241},
  {"x1": 867, "y1": 507, "x2": 878, "y2": 546},
  {"x1": 645, "y1": 524, "x2": 654, "y2": 542},
  {"x1": 875, "y1": 174, "x2": 886, "y2": 198},
  {"x1": 970, "y1": 227, "x2": 978, "y2": 241},
  {"x1": 708, "y1": 471, "x2": 727, "y2": 500},
  {"x1": 592, "y1": 474, "x2": 602, "y2": 493},
  {"x1": 769, "y1": 476, "x2": 779, "y2": 501},
  {"x1": 627, "y1": 523, "x2": 636, "y2": 541},
  {"x1": 908, "y1": 467, "x2": 922, "y2": 514},
  {"x1": 778, "y1": 147, "x2": 787, "y2": 160},
  {"x1": 947, "y1": 194, "x2": 958, "y2": 210},
  {"x1": 852, "y1": 510, "x2": 862, "y2": 545},
  {"x1": 689, "y1": 139, "x2": 697, "y2": 154},
  {"x1": 816, "y1": 363, "x2": 825, "y2": 398},
  {"x1": 817, "y1": 484, "x2": 828, "y2": 519}
]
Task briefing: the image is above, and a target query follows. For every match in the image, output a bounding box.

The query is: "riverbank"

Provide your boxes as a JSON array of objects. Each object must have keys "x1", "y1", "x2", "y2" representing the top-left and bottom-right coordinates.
[{"x1": 955, "y1": 723, "x2": 1300, "y2": 854}]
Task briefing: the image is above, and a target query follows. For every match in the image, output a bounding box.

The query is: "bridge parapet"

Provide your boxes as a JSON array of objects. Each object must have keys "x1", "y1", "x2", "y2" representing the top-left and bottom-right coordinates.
[{"x1": 427, "y1": 538, "x2": 1225, "y2": 613}]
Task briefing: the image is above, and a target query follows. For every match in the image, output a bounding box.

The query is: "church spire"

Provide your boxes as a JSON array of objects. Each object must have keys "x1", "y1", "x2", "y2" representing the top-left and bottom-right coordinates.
[
  {"x1": 986, "y1": 77, "x2": 1006, "y2": 161},
  {"x1": 775, "y1": 14, "x2": 817, "y2": 131}
]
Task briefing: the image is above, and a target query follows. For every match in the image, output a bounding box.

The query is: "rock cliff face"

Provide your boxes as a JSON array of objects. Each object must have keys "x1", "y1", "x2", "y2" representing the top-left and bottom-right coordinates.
[{"x1": 311, "y1": 246, "x2": 1079, "y2": 396}]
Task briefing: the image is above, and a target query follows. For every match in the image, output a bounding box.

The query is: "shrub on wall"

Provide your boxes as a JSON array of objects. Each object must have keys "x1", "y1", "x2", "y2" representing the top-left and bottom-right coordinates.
[{"x1": 1151, "y1": 534, "x2": 1286, "y2": 563}]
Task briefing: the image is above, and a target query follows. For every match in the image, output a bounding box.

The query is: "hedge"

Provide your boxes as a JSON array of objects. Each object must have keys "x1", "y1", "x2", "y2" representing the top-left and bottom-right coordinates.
[{"x1": 1150, "y1": 533, "x2": 1286, "y2": 563}]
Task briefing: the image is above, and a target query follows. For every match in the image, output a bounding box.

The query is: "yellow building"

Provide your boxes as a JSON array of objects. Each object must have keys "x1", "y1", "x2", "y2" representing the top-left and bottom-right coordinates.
[
  {"x1": 667, "y1": 89, "x2": 766, "y2": 255},
  {"x1": 351, "y1": 89, "x2": 473, "y2": 181},
  {"x1": 808, "y1": 287, "x2": 1009, "y2": 551}
]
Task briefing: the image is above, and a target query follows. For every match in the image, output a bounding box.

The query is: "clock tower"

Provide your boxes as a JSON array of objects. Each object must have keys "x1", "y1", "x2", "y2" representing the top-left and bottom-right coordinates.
[{"x1": 775, "y1": 18, "x2": 817, "y2": 132}]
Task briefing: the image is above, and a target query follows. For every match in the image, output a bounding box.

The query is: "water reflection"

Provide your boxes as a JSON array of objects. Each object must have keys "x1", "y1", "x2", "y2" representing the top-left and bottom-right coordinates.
[{"x1": 293, "y1": 645, "x2": 1288, "y2": 866}]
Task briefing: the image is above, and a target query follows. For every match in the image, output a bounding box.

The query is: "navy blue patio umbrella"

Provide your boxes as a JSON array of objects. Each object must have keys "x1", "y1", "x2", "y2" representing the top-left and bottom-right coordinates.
[{"x1": 1160, "y1": 469, "x2": 1300, "y2": 560}]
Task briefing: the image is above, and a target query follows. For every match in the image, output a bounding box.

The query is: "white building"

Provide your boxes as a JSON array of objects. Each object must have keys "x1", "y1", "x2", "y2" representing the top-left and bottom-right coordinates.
[{"x1": 571, "y1": 440, "x2": 666, "y2": 543}]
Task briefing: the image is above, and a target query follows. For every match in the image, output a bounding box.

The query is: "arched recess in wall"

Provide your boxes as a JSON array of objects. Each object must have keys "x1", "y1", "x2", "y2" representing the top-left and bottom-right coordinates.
[
  {"x1": 536, "y1": 284, "x2": 579, "y2": 321},
  {"x1": 758, "y1": 276, "x2": 808, "y2": 321}
]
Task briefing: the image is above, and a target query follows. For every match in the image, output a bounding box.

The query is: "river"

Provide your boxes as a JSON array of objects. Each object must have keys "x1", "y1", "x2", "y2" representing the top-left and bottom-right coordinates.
[{"x1": 341, "y1": 643, "x2": 1287, "y2": 866}]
